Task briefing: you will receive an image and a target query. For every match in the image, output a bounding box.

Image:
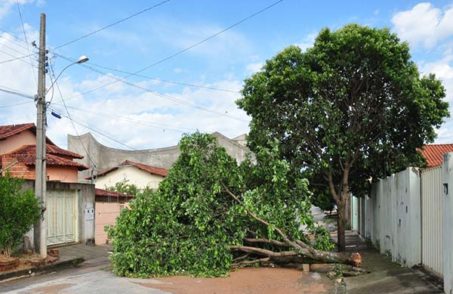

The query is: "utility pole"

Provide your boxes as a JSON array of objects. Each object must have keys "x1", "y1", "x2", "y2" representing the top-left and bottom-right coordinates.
[{"x1": 34, "y1": 13, "x2": 47, "y2": 259}]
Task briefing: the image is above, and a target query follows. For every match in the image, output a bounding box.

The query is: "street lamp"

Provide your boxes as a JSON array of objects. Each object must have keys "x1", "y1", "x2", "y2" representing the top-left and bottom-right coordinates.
[{"x1": 46, "y1": 55, "x2": 89, "y2": 94}]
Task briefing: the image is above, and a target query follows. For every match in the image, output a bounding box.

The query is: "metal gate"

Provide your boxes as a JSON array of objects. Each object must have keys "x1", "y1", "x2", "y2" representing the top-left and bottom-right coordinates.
[
  {"x1": 421, "y1": 166, "x2": 444, "y2": 276},
  {"x1": 46, "y1": 190, "x2": 78, "y2": 245}
]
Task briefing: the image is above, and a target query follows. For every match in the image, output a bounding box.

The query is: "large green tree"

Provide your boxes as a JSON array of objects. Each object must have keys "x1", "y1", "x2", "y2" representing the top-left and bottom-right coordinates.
[{"x1": 237, "y1": 24, "x2": 449, "y2": 251}]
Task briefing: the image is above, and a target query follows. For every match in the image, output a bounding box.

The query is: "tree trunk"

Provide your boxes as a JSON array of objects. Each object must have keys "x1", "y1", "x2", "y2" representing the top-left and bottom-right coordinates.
[
  {"x1": 345, "y1": 194, "x2": 351, "y2": 229},
  {"x1": 337, "y1": 199, "x2": 346, "y2": 252}
]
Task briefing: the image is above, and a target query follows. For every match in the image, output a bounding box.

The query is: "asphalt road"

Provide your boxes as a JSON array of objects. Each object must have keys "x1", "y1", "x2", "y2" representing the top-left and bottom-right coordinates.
[{"x1": 0, "y1": 257, "x2": 167, "y2": 294}]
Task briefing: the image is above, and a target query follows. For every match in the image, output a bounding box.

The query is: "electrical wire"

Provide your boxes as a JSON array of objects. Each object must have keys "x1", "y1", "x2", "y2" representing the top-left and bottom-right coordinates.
[
  {"x1": 0, "y1": 86, "x2": 34, "y2": 99},
  {"x1": 16, "y1": 0, "x2": 38, "y2": 87},
  {"x1": 0, "y1": 52, "x2": 34, "y2": 65},
  {"x1": 133, "y1": 0, "x2": 284, "y2": 74},
  {"x1": 49, "y1": 1, "x2": 282, "y2": 106},
  {"x1": 49, "y1": 65, "x2": 98, "y2": 177},
  {"x1": 78, "y1": 63, "x2": 248, "y2": 122},
  {"x1": 51, "y1": 102, "x2": 196, "y2": 133},
  {"x1": 48, "y1": 54, "x2": 247, "y2": 122},
  {"x1": 0, "y1": 101, "x2": 31, "y2": 108},
  {"x1": 55, "y1": 111, "x2": 137, "y2": 150},
  {"x1": 54, "y1": 0, "x2": 171, "y2": 49}
]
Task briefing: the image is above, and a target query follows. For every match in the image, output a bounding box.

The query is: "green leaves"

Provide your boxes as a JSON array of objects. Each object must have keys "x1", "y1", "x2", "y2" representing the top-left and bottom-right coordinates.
[
  {"x1": 0, "y1": 174, "x2": 40, "y2": 256},
  {"x1": 237, "y1": 23, "x2": 449, "y2": 201},
  {"x1": 109, "y1": 133, "x2": 332, "y2": 277}
]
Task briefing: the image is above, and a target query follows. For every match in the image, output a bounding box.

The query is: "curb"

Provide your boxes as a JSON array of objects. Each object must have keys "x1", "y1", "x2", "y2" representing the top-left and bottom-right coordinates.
[{"x1": 0, "y1": 257, "x2": 84, "y2": 282}]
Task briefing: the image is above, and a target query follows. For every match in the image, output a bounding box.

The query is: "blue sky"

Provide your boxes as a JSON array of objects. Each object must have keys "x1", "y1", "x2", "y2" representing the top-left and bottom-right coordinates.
[{"x1": 0, "y1": 0, "x2": 452, "y2": 149}]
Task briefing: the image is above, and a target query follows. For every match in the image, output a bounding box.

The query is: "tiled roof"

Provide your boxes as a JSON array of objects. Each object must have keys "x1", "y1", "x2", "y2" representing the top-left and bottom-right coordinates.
[
  {"x1": 420, "y1": 144, "x2": 453, "y2": 168},
  {"x1": 0, "y1": 123, "x2": 35, "y2": 140},
  {"x1": 95, "y1": 188, "x2": 133, "y2": 198},
  {"x1": 47, "y1": 144, "x2": 83, "y2": 159},
  {"x1": 0, "y1": 123, "x2": 55, "y2": 144},
  {"x1": 4, "y1": 145, "x2": 88, "y2": 170},
  {"x1": 95, "y1": 160, "x2": 168, "y2": 178}
]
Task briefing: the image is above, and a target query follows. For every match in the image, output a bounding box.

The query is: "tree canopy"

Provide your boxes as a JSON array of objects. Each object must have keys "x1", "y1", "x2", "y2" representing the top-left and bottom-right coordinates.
[
  {"x1": 237, "y1": 24, "x2": 449, "y2": 250},
  {"x1": 108, "y1": 133, "x2": 344, "y2": 278}
]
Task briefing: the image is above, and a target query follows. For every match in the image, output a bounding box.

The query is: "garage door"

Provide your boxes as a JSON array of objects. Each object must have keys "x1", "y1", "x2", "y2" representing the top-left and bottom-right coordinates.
[{"x1": 46, "y1": 190, "x2": 78, "y2": 245}]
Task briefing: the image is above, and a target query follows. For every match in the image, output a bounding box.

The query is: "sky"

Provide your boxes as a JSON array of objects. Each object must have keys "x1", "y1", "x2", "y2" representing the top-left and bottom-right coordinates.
[{"x1": 0, "y1": 0, "x2": 453, "y2": 150}]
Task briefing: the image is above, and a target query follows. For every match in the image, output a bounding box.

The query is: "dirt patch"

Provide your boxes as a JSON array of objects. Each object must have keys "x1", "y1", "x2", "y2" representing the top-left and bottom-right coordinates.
[{"x1": 136, "y1": 268, "x2": 335, "y2": 294}]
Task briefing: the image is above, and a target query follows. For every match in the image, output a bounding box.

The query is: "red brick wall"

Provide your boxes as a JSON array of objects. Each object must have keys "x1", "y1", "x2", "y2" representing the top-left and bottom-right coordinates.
[{"x1": 1, "y1": 155, "x2": 35, "y2": 180}]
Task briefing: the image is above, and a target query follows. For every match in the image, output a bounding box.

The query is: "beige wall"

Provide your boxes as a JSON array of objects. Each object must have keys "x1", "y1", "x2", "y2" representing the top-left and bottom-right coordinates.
[
  {"x1": 48, "y1": 167, "x2": 79, "y2": 182},
  {"x1": 95, "y1": 165, "x2": 164, "y2": 190},
  {"x1": 0, "y1": 130, "x2": 36, "y2": 155},
  {"x1": 95, "y1": 202, "x2": 124, "y2": 245}
]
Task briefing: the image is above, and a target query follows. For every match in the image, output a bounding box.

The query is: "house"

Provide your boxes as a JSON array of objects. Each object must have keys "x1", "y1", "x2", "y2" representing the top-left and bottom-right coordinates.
[
  {"x1": 0, "y1": 123, "x2": 88, "y2": 181},
  {"x1": 92, "y1": 160, "x2": 168, "y2": 190},
  {"x1": 89, "y1": 160, "x2": 168, "y2": 245},
  {"x1": 0, "y1": 123, "x2": 95, "y2": 247},
  {"x1": 68, "y1": 131, "x2": 251, "y2": 181},
  {"x1": 419, "y1": 144, "x2": 453, "y2": 168}
]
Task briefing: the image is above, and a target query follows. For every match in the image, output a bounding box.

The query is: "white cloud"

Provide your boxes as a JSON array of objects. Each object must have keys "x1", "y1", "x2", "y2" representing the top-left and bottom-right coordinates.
[
  {"x1": 0, "y1": 0, "x2": 34, "y2": 20},
  {"x1": 245, "y1": 62, "x2": 263, "y2": 75},
  {"x1": 392, "y1": 2, "x2": 453, "y2": 48},
  {"x1": 297, "y1": 33, "x2": 316, "y2": 51}
]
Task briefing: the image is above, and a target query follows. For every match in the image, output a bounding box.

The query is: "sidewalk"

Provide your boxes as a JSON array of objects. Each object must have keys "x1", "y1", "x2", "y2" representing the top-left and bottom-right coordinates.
[
  {"x1": 0, "y1": 243, "x2": 111, "y2": 283},
  {"x1": 338, "y1": 231, "x2": 443, "y2": 293}
]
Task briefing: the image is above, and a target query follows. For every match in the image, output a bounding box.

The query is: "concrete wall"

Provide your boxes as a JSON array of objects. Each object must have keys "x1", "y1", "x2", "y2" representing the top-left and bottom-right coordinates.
[
  {"x1": 95, "y1": 165, "x2": 164, "y2": 190},
  {"x1": 68, "y1": 132, "x2": 252, "y2": 180},
  {"x1": 363, "y1": 167, "x2": 421, "y2": 267},
  {"x1": 23, "y1": 180, "x2": 96, "y2": 247},
  {"x1": 443, "y1": 153, "x2": 453, "y2": 294}
]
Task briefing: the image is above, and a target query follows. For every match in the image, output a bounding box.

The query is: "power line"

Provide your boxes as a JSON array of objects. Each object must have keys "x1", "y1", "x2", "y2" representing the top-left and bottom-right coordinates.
[
  {"x1": 55, "y1": 111, "x2": 137, "y2": 150},
  {"x1": 49, "y1": 64, "x2": 98, "y2": 177},
  {"x1": 51, "y1": 102, "x2": 196, "y2": 133},
  {"x1": 16, "y1": 0, "x2": 38, "y2": 87},
  {"x1": 134, "y1": 0, "x2": 284, "y2": 74},
  {"x1": 50, "y1": 1, "x2": 282, "y2": 104},
  {"x1": 54, "y1": 0, "x2": 171, "y2": 49},
  {"x1": 0, "y1": 86, "x2": 34, "y2": 99},
  {"x1": 0, "y1": 52, "x2": 34, "y2": 65},
  {"x1": 76, "y1": 63, "x2": 248, "y2": 122},
  {"x1": 54, "y1": 52, "x2": 239, "y2": 93}
]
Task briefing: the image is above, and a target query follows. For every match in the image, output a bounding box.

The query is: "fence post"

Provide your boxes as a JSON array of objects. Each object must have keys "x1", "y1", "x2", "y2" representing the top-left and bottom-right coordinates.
[{"x1": 443, "y1": 153, "x2": 453, "y2": 294}]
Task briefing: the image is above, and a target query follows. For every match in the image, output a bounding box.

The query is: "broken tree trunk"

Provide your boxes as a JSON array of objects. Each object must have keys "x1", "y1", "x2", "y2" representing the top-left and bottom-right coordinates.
[{"x1": 223, "y1": 185, "x2": 363, "y2": 269}]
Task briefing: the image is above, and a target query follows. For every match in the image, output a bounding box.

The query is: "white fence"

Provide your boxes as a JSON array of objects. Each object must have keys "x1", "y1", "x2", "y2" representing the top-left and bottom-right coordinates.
[
  {"x1": 421, "y1": 166, "x2": 443, "y2": 276},
  {"x1": 358, "y1": 153, "x2": 453, "y2": 294}
]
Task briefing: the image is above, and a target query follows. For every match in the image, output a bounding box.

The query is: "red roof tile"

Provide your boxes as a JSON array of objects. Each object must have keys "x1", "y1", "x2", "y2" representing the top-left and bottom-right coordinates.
[
  {"x1": 0, "y1": 123, "x2": 35, "y2": 140},
  {"x1": 420, "y1": 144, "x2": 453, "y2": 168},
  {"x1": 4, "y1": 144, "x2": 88, "y2": 170},
  {"x1": 0, "y1": 123, "x2": 55, "y2": 145},
  {"x1": 95, "y1": 188, "x2": 133, "y2": 198},
  {"x1": 95, "y1": 160, "x2": 168, "y2": 178}
]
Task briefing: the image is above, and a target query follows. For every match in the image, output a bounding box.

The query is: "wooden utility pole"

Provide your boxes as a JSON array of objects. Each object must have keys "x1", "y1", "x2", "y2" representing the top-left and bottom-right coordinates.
[{"x1": 34, "y1": 13, "x2": 47, "y2": 258}]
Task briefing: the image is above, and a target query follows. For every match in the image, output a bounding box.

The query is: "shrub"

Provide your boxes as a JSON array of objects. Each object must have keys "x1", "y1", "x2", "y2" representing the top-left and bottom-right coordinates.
[{"x1": 0, "y1": 174, "x2": 41, "y2": 256}]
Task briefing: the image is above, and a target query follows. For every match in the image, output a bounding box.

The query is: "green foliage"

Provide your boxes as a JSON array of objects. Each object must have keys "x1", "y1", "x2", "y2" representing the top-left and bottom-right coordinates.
[
  {"x1": 237, "y1": 24, "x2": 449, "y2": 240},
  {"x1": 106, "y1": 179, "x2": 140, "y2": 196},
  {"x1": 108, "y1": 133, "x2": 330, "y2": 277},
  {"x1": 0, "y1": 174, "x2": 40, "y2": 256}
]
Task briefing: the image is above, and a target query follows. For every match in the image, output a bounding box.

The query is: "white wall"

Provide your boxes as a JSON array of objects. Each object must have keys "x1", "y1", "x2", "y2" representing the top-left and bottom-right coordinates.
[
  {"x1": 365, "y1": 167, "x2": 421, "y2": 267},
  {"x1": 443, "y1": 153, "x2": 453, "y2": 294},
  {"x1": 95, "y1": 165, "x2": 165, "y2": 190},
  {"x1": 421, "y1": 166, "x2": 443, "y2": 276}
]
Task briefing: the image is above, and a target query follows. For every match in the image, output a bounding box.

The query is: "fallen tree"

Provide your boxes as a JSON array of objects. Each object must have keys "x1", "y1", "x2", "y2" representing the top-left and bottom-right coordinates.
[{"x1": 108, "y1": 133, "x2": 362, "y2": 277}]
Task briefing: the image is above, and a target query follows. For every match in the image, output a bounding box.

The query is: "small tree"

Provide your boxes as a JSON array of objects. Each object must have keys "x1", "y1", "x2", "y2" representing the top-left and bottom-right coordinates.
[
  {"x1": 238, "y1": 24, "x2": 449, "y2": 251},
  {"x1": 0, "y1": 174, "x2": 41, "y2": 256}
]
